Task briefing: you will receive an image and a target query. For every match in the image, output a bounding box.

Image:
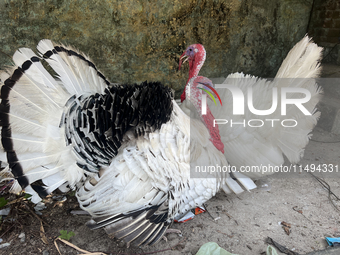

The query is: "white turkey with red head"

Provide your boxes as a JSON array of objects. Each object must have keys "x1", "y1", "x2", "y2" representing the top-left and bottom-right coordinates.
[{"x1": 179, "y1": 36, "x2": 323, "y2": 179}]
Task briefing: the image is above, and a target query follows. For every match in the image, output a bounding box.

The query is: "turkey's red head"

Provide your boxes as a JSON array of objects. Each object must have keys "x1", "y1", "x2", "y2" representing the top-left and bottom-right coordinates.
[{"x1": 179, "y1": 44, "x2": 206, "y2": 102}]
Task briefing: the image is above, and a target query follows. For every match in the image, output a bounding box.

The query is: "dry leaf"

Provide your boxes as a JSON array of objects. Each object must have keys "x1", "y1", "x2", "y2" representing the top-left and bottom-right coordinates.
[
  {"x1": 281, "y1": 221, "x2": 291, "y2": 228},
  {"x1": 40, "y1": 222, "x2": 49, "y2": 245},
  {"x1": 283, "y1": 226, "x2": 291, "y2": 235}
]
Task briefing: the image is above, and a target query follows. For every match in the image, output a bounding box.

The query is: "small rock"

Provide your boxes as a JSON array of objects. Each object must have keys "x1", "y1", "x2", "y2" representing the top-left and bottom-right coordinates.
[
  {"x1": 215, "y1": 205, "x2": 224, "y2": 212},
  {"x1": 52, "y1": 195, "x2": 67, "y2": 202},
  {"x1": 174, "y1": 242, "x2": 186, "y2": 251},
  {"x1": 42, "y1": 250, "x2": 49, "y2": 255},
  {"x1": 117, "y1": 241, "x2": 125, "y2": 248},
  {"x1": 0, "y1": 243, "x2": 10, "y2": 249},
  {"x1": 18, "y1": 232, "x2": 25, "y2": 243},
  {"x1": 255, "y1": 179, "x2": 272, "y2": 191},
  {"x1": 0, "y1": 208, "x2": 10, "y2": 216},
  {"x1": 34, "y1": 202, "x2": 46, "y2": 215}
]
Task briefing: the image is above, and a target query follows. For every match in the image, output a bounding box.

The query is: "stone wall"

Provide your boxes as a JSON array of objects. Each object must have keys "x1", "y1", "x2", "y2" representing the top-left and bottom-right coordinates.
[
  {"x1": 309, "y1": 0, "x2": 340, "y2": 44},
  {"x1": 0, "y1": 0, "x2": 313, "y2": 97},
  {"x1": 308, "y1": 0, "x2": 340, "y2": 64}
]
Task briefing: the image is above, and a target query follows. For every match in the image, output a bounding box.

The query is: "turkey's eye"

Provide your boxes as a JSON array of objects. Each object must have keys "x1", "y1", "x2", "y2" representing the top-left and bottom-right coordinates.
[{"x1": 189, "y1": 48, "x2": 192, "y2": 51}]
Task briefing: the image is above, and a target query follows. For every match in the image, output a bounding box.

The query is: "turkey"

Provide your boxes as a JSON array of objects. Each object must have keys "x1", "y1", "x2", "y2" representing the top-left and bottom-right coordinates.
[
  {"x1": 179, "y1": 36, "x2": 323, "y2": 179},
  {"x1": 0, "y1": 40, "x2": 256, "y2": 246}
]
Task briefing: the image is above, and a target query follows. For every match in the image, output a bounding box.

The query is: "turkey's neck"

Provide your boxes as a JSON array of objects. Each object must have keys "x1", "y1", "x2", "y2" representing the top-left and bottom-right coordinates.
[
  {"x1": 181, "y1": 60, "x2": 203, "y2": 102},
  {"x1": 202, "y1": 108, "x2": 224, "y2": 154},
  {"x1": 188, "y1": 86, "x2": 224, "y2": 154},
  {"x1": 188, "y1": 60, "x2": 201, "y2": 81}
]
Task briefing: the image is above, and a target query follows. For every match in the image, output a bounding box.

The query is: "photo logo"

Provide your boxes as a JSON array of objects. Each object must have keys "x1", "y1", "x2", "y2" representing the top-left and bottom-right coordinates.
[
  {"x1": 198, "y1": 82, "x2": 222, "y2": 115},
  {"x1": 201, "y1": 83, "x2": 313, "y2": 128},
  {"x1": 214, "y1": 85, "x2": 312, "y2": 116}
]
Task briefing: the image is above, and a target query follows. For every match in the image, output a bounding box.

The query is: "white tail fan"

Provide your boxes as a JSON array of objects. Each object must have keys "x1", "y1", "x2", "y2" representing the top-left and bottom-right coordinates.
[{"x1": 0, "y1": 39, "x2": 112, "y2": 202}]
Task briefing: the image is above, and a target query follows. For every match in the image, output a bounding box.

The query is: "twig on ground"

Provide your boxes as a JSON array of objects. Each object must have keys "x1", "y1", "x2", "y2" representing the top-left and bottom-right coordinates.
[
  {"x1": 0, "y1": 224, "x2": 14, "y2": 238},
  {"x1": 203, "y1": 203, "x2": 216, "y2": 221},
  {"x1": 55, "y1": 237, "x2": 97, "y2": 255},
  {"x1": 40, "y1": 221, "x2": 49, "y2": 245},
  {"x1": 54, "y1": 236, "x2": 188, "y2": 255},
  {"x1": 6, "y1": 196, "x2": 25, "y2": 206},
  {"x1": 308, "y1": 171, "x2": 340, "y2": 212},
  {"x1": 23, "y1": 202, "x2": 50, "y2": 227},
  {"x1": 223, "y1": 211, "x2": 239, "y2": 225},
  {"x1": 292, "y1": 206, "x2": 313, "y2": 224}
]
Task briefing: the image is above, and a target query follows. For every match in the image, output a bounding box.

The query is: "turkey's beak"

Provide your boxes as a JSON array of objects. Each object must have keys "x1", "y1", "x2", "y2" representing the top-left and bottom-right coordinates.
[{"x1": 179, "y1": 52, "x2": 189, "y2": 71}]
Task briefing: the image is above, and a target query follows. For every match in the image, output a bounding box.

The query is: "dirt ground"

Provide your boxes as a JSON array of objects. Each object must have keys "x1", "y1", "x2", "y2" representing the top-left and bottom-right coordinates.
[{"x1": 1, "y1": 66, "x2": 340, "y2": 255}]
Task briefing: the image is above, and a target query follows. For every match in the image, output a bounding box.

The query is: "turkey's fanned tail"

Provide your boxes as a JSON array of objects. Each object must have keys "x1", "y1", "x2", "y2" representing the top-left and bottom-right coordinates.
[
  {"x1": 273, "y1": 36, "x2": 323, "y2": 163},
  {"x1": 0, "y1": 39, "x2": 111, "y2": 202},
  {"x1": 276, "y1": 35, "x2": 322, "y2": 79},
  {"x1": 0, "y1": 54, "x2": 68, "y2": 202}
]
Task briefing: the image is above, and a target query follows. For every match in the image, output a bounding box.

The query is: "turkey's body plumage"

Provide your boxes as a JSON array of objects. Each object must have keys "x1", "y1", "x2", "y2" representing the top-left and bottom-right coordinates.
[{"x1": 78, "y1": 102, "x2": 230, "y2": 246}]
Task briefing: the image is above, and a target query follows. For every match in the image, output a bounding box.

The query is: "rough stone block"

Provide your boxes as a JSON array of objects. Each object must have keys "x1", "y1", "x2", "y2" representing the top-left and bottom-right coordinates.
[
  {"x1": 332, "y1": 10, "x2": 340, "y2": 19},
  {"x1": 318, "y1": 11, "x2": 326, "y2": 20},
  {"x1": 334, "y1": 19, "x2": 340, "y2": 28},
  {"x1": 317, "y1": 100, "x2": 339, "y2": 134},
  {"x1": 325, "y1": 1, "x2": 336, "y2": 10},
  {"x1": 323, "y1": 18, "x2": 333, "y2": 28},
  {"x1": 325, "y1": 37, "x2": 340, "y2": 43},
  {"x1": 325, "y1": 10, "x2": 333, "y2": 19},
  {"x1": 314, "y1": 28, "x2": 325, "y2": 37},
  {"x1": 327, "y1": 28, "x2": 340, "y2": 37},
  {"x1": 317, "y1": 72, "x2": 340, "y2": 135}
]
